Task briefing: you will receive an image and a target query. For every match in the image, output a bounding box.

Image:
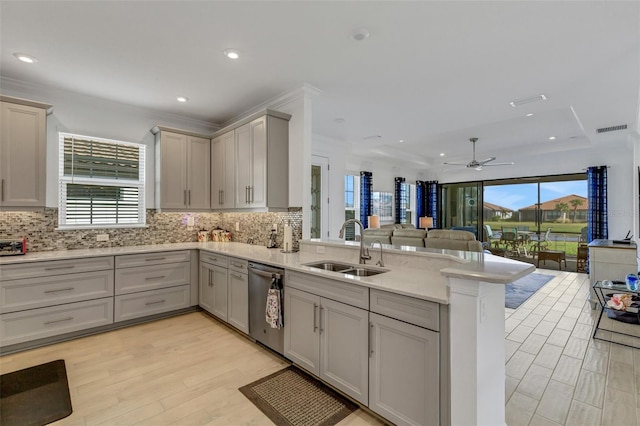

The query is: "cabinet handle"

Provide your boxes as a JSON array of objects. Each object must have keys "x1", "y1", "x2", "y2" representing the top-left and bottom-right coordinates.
[
  {"x1": 250, "y1": 186, "x2": 253, "y2": 203},
  {"x1": 1, "y1": 179, "x2": 4, "y2": 202},
  {"x1": 44, "y1": 317, "x2": 74, "y2": 325},
  {"x1": 245, "y1": 186, "x2": 249, "y2": 203},
  {"x1": 230, "y1": 272, "x2": 243, "y2": 279},
  {"x1": 218, "y1": 190, "x2": 222, "y2": 205},
  {"x1": 369, "y1": 322, "x2": 374, "y2": 357},
  {"x1": 145, "y1": 275, "x2": 166, "y2": 281},
  {"x1": 313, "y1": 303, "x2": 318, "y2": 332},
  {"x1": 44, "y1": 287, "x2": 74, "y2": 293},
  {"x1": 188, "y1": 190, "x2": 191, "y2": 205},
  {"x1": 145, "y1": 257, "x2": 166, "y2": 262},
  {"x1": 319, "y1": 306, "x2": 324, "y2": 334},
  {"x1": 145, "y1": 299, "x2": 166, "y2": 306},
  {"x1": 184, "y1": 189, "x2": 187, "y2": 206},
  {"x1": 231, "y1": 262, "x2": 244, "y2": 268},
  {"x1": 44, "y1": 265, "x2": 75, "y2": 271}
]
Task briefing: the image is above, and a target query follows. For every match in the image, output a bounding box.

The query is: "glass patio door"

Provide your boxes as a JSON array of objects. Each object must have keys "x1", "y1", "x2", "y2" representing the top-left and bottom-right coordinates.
[{"x1": 441, "y1": 182, "x2": 483, "y2": 239}]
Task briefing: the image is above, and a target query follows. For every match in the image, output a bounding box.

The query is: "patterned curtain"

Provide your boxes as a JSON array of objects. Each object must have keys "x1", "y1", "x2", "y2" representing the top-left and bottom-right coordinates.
[
  {"x1": 416, "y1": 180, "x2": 427, "y2": 227},
  {"x1": 426, "y1": 181, "x2": 440, "y2": 229},
  {"x1": 394, "y1": 177, "x2": 405, "y2": 224},
  {"x1": 360, "y1": 171, "x2": 373, "y2": 228},
  {"x1": 587, "y1": 166, "x2": 608, "y2": 242}
]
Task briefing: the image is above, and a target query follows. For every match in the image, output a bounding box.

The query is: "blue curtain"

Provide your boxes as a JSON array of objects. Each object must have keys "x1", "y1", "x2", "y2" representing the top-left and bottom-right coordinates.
[
  {"x1": 394, "y1": 177, "x2": 405, "y2": 224},
  {"x1": 416, "y1": 180, "x2": 427, "y2": 227},
  {"x1": 587, "y1": 166, "x2": 608, "y2": 243},
  {"x1": 360, "y1": 171, "x2": 373, "y2": 228},
  {"x1": 426, "y1": 181, "x2": 440, "y2": 229}
]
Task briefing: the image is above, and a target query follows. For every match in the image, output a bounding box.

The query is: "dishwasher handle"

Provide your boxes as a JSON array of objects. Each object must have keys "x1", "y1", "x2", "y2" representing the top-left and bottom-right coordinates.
[{"x1": 248, "y1": 267, "x2": 282, "y2": 281}]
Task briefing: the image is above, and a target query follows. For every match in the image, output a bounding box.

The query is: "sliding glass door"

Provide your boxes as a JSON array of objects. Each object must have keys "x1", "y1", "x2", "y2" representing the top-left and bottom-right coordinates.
[{"x1": 440, "y1": 182, "x2": 483, "y2": 239}]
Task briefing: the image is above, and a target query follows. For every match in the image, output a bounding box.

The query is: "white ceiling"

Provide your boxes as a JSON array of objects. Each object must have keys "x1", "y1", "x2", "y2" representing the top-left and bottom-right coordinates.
[{"x1": 1, "y1": 1, "x2": 639, "y2": 168}]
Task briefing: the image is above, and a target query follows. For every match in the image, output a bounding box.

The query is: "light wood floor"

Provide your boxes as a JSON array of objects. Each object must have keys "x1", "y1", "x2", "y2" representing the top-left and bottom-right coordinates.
[
  {"x1": 2, "y1": 270, "x2": 634, "y2": 426},
  {"x1": 0, "y1": 313, "x2": 383, "y2": 425}
]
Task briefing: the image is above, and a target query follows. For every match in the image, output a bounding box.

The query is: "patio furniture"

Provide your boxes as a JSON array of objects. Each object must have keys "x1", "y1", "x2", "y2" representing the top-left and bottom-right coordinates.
[
  {"x1": 537, "y1": 250, "x2": 567, "y2": 270},
  {"x1": 484, "y1": 224, "x2": 501, "y2": 247},
  {"x1": 576, "y1": 243, "x2": 588, "y2": 273},
  {"x1": 501, "y1": 226, "x2": 527, "y2": 256},
  {"x1": 529, "y1": 228, "x2": 552, "y2": 253}
]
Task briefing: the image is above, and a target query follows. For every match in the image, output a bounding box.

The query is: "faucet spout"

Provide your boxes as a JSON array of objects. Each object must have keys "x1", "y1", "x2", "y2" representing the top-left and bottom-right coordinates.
[
  {"x1": 371, "y1": 240, "x2": 385, "y2": 267},
  {"x1": 339, "y1": 219, "x2": 371, "y2": 264}
]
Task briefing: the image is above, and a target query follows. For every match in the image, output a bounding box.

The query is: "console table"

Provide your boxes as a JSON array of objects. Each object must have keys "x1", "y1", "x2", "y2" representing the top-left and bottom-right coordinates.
[
  {"x1": 592, "y1": 280, "x2": 640, "y2": 348},
  {"x1": 588, "y1": 240, "x2": 637, "y2": 307}
]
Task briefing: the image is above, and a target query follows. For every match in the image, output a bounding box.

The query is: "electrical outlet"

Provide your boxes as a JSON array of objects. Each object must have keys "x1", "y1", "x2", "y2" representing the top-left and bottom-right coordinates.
[
  {"x1": 479, "y1": 296, "x2": 487, "y2": 323},
  {"x1": 235, "y1": 222, "x2": 240, "y2": 231},
  {"x1": 316, "y1": 245, "x2": 325, "y2": 254},
  {"x1": 187, "y1": 216, "x2": 195, "y2": 227},
  {"x1": 96, "y1": 234, "x2": 109, "y2": 242}
]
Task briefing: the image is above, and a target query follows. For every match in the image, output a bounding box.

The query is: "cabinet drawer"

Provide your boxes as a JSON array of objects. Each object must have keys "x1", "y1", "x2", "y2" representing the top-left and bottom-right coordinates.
[
  {"x1": 200, "y1": 251, "x2": 228, "y2": 268},
  {"x1": 287, "y1": 271, "x2": 369, "y2": 309},
  {"x1": 114, "y1": 285, "x2": 190, "y2": 322},
  {"x1": 115, "y1": 250, "x2": 191, "y2": 269},
  {"x1": 1, "y1": 270, "x2": 114, "y2": 313},
  {"x1": 228, "y1": 257, "x2": 248, "y2": 274},
  {"x1": 115, "y1": 262, "x2": 190, "y2": 295},
  {"x1": 370, "y1": 289, "x2": 439, "y2": 331},
  {"x1": 0, "y1": 256, "x2": 114, "y2": 281},
  {"x1": 0, "y1": 298, "x2": 114, "y2": 347},
  {"x1": 590, "y1": 247, "x2": 637, "y2": 265}
]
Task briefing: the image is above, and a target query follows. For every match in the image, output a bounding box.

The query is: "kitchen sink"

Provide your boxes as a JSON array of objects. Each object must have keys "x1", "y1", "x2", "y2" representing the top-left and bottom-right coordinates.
[{"x1": 302, "y1": 261, "x2": 387, "y2": 277}]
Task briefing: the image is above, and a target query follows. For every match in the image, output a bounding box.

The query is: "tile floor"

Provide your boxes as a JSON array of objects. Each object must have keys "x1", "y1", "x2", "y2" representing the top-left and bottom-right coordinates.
[{"x1": 505, "y1": 270, "x2": 640, "y2": 425}]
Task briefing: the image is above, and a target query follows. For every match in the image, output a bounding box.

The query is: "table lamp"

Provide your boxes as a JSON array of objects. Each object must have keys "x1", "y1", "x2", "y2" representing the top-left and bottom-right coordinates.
[
  {"x1": 368, "y1": 215, "x2": 380, "y2": 228},
  {"x1": 420, "y1": 216, "x2": 434, "y2": 230}
]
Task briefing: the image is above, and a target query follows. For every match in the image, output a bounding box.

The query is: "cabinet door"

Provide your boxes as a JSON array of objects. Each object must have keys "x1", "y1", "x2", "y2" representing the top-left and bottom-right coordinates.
[
  {"x1": 211, "y1": 265, "x2": 228, "y2": 321},
  {"x1": 199, "y1": 263, "x2": 215, "y2": 314},
  {"x1": 0, "y1": 102, "x2": 47, "y2": 208},
  {"x1": 235, "y1": 123, "x2": 251, "y2": 208},
  {"x1": 227, "y1": 271, "x2": 248, "y2": 334},
  {"x1": 284, "y1": 287, "x2": 320, "y2": 375},
  {"x1": 211, "y1": 132, "x2": 235, "y2": 209},
  {"x1": 369, "y1": 312, "x2": 440, "y2": 426},
  {"x1": 248, "y1": 116, "x2": 267, "y2": 207},
  {"x1": 320, "y1": 298, "x2": 369, "y2": 405},
  {"x1": 187, "y1": 135, "x2": 210, "y2": 209},
  {"x1": 158, "y1": 132, "x2": 188, "y2": 209}
]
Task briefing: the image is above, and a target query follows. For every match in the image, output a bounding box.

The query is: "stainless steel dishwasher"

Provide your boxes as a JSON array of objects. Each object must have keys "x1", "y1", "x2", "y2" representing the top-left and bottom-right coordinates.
[{"x1": 248, "y1": 262, "x2": 284, "y2": 355}]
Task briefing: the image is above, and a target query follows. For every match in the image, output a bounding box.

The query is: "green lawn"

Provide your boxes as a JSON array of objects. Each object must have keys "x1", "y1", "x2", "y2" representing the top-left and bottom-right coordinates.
[{"x1": 484, "y1": 221, "x2": 587, "y2": 256}]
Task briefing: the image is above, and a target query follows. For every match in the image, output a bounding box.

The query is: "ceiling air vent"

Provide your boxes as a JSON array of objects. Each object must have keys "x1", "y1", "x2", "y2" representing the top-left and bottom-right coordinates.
[{"x1": 597, "y1": 124, "x2": 627, "y2": 133}]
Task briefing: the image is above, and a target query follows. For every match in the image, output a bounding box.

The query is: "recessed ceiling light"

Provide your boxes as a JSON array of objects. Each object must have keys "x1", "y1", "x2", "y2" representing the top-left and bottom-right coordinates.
[
  {"x1": 548, "y1": 136, "x2": 556, "y2": 140},
  {"x1": 525, "y1": 113, "x2": 534, "y2": 117},
  {"x1": 223, "y1": 49, "x2": 239, "y2": 59},
  {"x1": 439, "y1": 153, "x2": 445, "y2": 157},
  {"x1": 13, "y1": 53, "x2": 38, "y2": 63},
  {"x1": 399, "y1": 139, "x2": 404, "y2": 143},
  {"x1": 176, "y1": 96, "x2": 188, "y2": 103},
  {"x1": 350, "y1": 28, "x2": 370, "y2": 41}
]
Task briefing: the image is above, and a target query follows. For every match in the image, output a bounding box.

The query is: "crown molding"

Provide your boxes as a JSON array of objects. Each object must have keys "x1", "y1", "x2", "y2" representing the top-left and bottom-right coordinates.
[
  {"x1": 220, "y1": 83, "x2": 323, "y2": 128},
  {"x1": 0, "y1": 77, "x2": 220, "y2": 133}
]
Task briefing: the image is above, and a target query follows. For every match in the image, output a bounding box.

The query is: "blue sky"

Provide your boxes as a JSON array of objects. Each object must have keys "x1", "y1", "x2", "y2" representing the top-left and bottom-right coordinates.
[{"x1": 484, "y1": 180, "x2": 587, "y2": 211}]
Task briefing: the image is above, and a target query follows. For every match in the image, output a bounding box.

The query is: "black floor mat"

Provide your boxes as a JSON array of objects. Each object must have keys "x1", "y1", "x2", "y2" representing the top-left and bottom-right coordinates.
[{"x1": 1, "y1": 359, "x2": 72, "y2": 426}]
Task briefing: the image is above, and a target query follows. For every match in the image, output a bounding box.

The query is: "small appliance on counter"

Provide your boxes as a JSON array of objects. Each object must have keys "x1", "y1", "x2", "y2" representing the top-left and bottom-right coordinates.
[{"x1": 0, "y1": 238, "x2": 27, "y2": 256}]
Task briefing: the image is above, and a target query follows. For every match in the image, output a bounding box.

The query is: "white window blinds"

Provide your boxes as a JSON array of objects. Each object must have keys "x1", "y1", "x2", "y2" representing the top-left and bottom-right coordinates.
[{"x1": 58, "y1": 133, "x2": 146, "y2": 228}]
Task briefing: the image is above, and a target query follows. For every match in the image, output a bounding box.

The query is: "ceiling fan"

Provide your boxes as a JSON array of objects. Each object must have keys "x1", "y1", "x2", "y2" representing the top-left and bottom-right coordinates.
[{"x1": 444, "y1": 137, "x2": 514, "y2": 170}]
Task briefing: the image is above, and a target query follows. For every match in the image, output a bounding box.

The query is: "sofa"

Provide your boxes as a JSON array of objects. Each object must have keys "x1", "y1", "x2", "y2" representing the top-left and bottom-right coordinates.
[
  {"x1": 423, "y1": 229, "x2": 483, "y2": 252},
  {"x1": 362, "y1": 224, "x2": 427, "y2": 247}
]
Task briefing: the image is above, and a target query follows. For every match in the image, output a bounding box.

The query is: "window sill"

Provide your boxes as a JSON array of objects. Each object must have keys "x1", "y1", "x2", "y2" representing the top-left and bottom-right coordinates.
[{"x1": 55, "y1": 224, "x2": 148, "y2": 231}]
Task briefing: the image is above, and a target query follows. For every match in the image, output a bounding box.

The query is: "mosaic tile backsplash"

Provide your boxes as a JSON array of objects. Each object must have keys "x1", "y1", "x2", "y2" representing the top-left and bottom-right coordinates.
[{"x1": 0, "y1": 208, "x2": 302, "y2": 252}]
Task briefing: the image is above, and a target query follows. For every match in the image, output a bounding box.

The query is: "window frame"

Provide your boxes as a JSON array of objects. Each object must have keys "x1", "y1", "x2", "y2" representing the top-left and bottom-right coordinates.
[{"x1": 57, "y1": 132, "x2": 146, "y2": 230}]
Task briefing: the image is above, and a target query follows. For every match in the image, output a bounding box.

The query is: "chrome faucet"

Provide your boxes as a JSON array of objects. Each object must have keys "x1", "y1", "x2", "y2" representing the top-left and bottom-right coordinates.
[
  {"x1": 338, "y1": 219, "x2": 371, "y2": 264},
  {"x1": 371, "y1": 240, "x2": 385, "y2": 267}
]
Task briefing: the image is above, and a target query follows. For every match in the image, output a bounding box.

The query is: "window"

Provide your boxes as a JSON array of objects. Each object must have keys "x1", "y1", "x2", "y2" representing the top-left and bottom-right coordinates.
[
  {"x1": 344, "y1": 175, "x2": 360, "y2": 240},
  {"x1": 58, "y1": 133, "x2": 145, "y2": 229},
  {"x1": 372, "y1": 191, "x2": 393, "y2": 221}
]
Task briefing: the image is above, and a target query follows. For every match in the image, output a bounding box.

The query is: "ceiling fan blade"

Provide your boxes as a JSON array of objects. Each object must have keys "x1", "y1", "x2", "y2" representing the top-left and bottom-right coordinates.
[
  {"x1": 443, "y1": 161, "x2": 468, "y2": 166},
  {"x1": 478, "y1": 157, "x2": 496, "y2": 165},
  {"x1": 481, "y1": 162, "x2": 515, "y2": 166}
]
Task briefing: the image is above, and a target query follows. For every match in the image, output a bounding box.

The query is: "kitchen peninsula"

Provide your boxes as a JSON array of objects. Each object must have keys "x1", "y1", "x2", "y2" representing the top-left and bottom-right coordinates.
[{"x1": 0, "y1": 240, "x2": 534, "y2": 425}]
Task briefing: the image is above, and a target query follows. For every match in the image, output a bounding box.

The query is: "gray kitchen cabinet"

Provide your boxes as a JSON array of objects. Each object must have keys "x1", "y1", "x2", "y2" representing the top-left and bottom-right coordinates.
[
  {"x1": 200, "y1": 262, "x2": 228, "y2": 321},
  {"x1": 284, "y1": 286, "x2": 369, "y2": 405},
  {"x1": 210, "y1": 109, "x2": 290, "y2": 210},
  {"x1": 211, "y1": 131, "x2": 235, "y2": 210},
  {"x1": 368, "y1": 313, "x2": 440, "y2": 426},
  {"x1": 227, "y1": 258, "x2": 249, "y2": 334},
  {"x1": 154, "y1": 128, "x2": 210, "y2": 210},
  {"x1": 0, "y1": 98, "x2": 50, "y2": 209}
]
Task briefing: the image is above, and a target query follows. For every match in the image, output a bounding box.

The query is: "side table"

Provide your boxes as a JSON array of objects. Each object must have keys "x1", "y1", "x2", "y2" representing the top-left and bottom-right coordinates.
[
  {"x1": 592, "y1": 280, "x2": 640, "y2": 348},
  {"x1": 537, "y1": 250, "x2": 566, "y2": 270}
]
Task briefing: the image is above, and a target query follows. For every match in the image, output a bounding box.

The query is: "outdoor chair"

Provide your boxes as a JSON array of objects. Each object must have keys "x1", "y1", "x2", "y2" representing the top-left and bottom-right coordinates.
[
  {"x1": 484, "y1": 224, "x2": 501, "y2": 247},
  {"x1": 501, "y1": 226, "x2": 526, "y2": 256},
  {"x1": 529, "y1": 227, "x2": 552, "y2": 253}
]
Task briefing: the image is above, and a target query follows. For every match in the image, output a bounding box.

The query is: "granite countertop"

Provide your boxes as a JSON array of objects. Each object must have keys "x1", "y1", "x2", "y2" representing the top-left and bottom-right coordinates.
[
  {"x1": 0, "y1": 240, "x2": 535, "y2": 305},
  {"x1": 588, "y1": 239, "x2": 637, "y2": 249}
]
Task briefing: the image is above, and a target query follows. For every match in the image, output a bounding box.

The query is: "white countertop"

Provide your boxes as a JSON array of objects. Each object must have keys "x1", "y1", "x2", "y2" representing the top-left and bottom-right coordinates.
[{"x1": 0, "y1": 241, "x2": 535, "y2": 305}]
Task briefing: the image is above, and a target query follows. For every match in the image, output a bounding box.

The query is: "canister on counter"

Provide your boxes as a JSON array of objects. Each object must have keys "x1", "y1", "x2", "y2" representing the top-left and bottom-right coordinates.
[{"x1": 197, "y1": 229, "x2": 210, "y2": 242}]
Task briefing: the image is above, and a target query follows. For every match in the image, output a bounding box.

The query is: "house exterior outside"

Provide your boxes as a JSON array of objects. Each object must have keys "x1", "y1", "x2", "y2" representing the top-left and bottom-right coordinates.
[
  {"x1": 518, "y1": 194, "x2": 588, "y2": 223},
  {"x1": 483, "y1": 201, "x2": 513, "y2": 221}
]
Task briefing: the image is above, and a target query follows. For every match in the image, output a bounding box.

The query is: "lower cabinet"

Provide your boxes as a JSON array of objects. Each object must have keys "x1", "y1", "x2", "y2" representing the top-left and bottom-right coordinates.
[
  {"x1": 114, "y1": 286, "x2": 190, "y2": 322},
  {"x1": 285, "y1": 287, "x2": 369, "y2": 405},
  {"x1": 227, "y1": 269, "x2": 249, "y2": 334},
  {"x1": 199, "y1": 261, "x2": 228, "y2": 321},
  {"x1": 369, "y1": 312, "x2": 440, "y2": 426}
]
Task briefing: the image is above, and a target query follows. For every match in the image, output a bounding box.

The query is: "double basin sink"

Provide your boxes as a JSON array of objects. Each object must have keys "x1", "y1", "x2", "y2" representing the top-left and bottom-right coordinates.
[{"x1": 303, "y1": 261, "x2": 388, "y2": 277}]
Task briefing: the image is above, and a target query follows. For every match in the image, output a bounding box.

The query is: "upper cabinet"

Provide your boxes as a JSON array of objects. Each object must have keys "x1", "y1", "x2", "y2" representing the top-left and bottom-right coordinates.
[
  {"x1": 211, "y1": 109, "x2": 290, "y2": 211},
  {"x1": 0, "y1": 96, "x2": 51, "y2": 209},
  {"x1": 153, "y1": 127, "x2": 211, "y2": 211}
]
